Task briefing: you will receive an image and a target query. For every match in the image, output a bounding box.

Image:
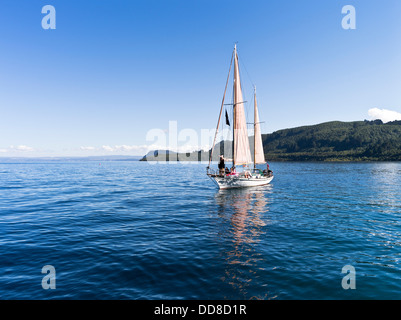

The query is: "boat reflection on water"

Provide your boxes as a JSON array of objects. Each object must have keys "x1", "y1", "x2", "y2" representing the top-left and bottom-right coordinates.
[{"x1": 213, "y1": 186, "x2": 274, "y2": 299}]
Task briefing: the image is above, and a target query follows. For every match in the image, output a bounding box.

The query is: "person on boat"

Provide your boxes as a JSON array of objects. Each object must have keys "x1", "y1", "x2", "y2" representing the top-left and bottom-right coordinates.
[
  {"x1": 218, "y1": 155, "x2": 225, "y2": 176},
  {"x1": 225, "y1": 167, "x2": 230, "y2": 175},
  {"x1": 263, "y1": 164, "x2": 273, "y2": 177}
]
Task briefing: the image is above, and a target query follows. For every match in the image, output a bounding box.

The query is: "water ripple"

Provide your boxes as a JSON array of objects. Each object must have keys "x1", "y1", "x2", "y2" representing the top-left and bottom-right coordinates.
[{"x1": 1, "y1": 161, "x2": 401, "y2": 299}]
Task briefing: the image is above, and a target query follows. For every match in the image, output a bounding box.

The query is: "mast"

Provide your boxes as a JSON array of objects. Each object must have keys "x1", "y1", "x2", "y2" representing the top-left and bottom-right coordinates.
[
  {"x1": 253, "y1": 86, "x2": 266, "y2": 167},
  {"x1": 232, "y1": 45, "x2": 252, "y2": 167},
  {"x1": 232, "y1": 45, "x2": 236, "y2": 167},
  {"x1": 254, "y1": 86, "x2": 256, "y2": 170}
]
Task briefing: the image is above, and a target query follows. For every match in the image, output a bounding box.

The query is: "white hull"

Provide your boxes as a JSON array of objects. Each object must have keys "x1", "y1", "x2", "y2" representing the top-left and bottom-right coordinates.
[{"x1": 208, "y1": 174, "x2": 273, "y2": 189}]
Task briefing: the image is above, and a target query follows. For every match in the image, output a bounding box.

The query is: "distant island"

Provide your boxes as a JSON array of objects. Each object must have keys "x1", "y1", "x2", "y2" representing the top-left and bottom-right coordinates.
[{"x1": 140, "y1": 120, "x2": 401, "y2": 162}]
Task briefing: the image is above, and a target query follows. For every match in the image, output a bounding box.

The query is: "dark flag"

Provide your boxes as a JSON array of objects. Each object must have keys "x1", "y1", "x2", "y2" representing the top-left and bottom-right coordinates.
[{"x1": 225, "y1": 109, "x2": 230, "y2": 126}]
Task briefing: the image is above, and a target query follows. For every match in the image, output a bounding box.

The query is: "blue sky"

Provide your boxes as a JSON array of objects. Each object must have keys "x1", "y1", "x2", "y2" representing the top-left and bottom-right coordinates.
[{"x1": 1, "y1": 0, "x2": 401, "y2": 156}]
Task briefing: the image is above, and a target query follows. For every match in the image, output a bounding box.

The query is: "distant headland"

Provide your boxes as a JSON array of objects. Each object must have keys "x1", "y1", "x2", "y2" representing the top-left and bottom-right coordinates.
[{"x1": 140, "y1": 120, "x2": 401, "y2": 162}]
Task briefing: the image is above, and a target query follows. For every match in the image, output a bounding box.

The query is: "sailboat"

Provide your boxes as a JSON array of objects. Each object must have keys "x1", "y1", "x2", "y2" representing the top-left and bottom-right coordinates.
[{"x1": 207, "y1": 45, "x2": 274, "y2": 189}]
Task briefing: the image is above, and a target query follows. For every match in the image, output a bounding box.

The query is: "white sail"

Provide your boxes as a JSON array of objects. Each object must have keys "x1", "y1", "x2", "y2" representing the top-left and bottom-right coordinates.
[
  {"x1": 254, "y1": 90, "x2": 266, "y2": 165},
  {"x1": 233, "y1": 46, "x2": 252, "y2": 166}
]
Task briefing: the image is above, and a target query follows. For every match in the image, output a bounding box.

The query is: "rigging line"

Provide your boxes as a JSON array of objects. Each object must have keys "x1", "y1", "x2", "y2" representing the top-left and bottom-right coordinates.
[
  {"x1": 238, "y1": 55, "x2": 253, "y2": 127},
  {"x1": 237, "y1": 53, "x2": 255, "y2": 88},
  {"x1": 236, "y1": 49, "x2": 254, "y2": 134},
  {"x1": 208, "y1": 49, "x2": 234, "y2": 168},
  {"x1": 236, "y1": 53, "x2": 250, "y2": 131}
]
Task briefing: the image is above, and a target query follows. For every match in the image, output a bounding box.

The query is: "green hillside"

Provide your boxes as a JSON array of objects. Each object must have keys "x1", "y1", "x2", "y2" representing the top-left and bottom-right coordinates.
[
  {"x1": 141, "y1": 120, "x2": 401, "y2": 162},
  {"x1": 264, "y1": 120, "x2": 401, "y2": 161}
]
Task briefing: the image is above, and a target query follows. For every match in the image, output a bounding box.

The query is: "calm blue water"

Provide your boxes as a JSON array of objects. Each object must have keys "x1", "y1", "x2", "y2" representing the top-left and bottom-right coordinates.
[{"x1": 1, "y1": 161, "x2": 401, "y2": 299}]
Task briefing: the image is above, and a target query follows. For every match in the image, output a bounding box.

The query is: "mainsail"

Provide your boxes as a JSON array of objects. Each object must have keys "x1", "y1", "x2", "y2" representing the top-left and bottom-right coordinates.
[
  {"x1": 253, "y1": 88, "x2": 266, "y2": 166},
  {"x1": 233, "y1": 46, "x2": 252, "y2": 166}
]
